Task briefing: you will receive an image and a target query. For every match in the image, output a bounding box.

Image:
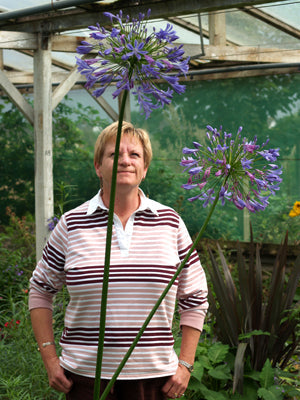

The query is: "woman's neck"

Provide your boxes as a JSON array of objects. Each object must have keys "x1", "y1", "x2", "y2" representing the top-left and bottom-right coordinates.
[{"x1": 101, "y1": 188, "x2": 140, "y2": 227}]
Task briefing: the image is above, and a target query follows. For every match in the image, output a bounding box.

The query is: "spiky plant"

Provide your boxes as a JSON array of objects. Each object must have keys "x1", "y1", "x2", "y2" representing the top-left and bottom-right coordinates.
[{"x1": 206, "y1": 229, "x2": 300, "y2": 394}]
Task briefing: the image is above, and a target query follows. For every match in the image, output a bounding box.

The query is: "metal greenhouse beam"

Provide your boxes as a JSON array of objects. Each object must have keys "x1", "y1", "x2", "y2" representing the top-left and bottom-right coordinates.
[{"x1": 0, "y1": 0, "x2": 99, "y2": 21}]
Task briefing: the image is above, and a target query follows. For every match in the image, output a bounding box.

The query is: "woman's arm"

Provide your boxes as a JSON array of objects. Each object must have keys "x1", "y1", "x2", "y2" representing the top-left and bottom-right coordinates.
[
  {"x1": 161, "y1": 325, "x2": 200, "y2": 399},
  {"x1": 30, "y1": 308, "x2": 73, "y2": 394}
]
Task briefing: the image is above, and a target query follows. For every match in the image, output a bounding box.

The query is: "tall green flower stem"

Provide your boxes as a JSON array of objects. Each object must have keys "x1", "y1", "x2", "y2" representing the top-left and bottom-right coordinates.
[
  {"x1": 93, "y1": 88, "x2": 129, "y2": 400},
  {"x1": 99, "y1": 181, "x2": 226, "y2": 400}
]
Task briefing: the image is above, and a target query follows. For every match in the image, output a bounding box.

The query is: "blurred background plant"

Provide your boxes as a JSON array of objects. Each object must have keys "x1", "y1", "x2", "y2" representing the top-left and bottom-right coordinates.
[
  {"x1": 0, "y1": 286, "x2": 67, "y2": 399},
  {"x1": 0, "y1": 182, "x2": 70, "y2": 399},
  {"x1": 203, "y1": 229, "x2": 300, "y2": 399},
  {"x1": 175, "y1": 322, "x2": 300, "y2": 400}
]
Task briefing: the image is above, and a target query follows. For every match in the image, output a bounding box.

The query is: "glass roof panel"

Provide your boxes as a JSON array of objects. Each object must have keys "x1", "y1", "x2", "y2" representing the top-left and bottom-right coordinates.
[
  {"x1": 4, "y1": 49, "x2": 34, "y2": 72},
  {"x1": 259, "y1": 1, "x2": 300, "y2": 28},
  {"x1": 225, "y1": 9, "x2": 300, "y2": 48}
]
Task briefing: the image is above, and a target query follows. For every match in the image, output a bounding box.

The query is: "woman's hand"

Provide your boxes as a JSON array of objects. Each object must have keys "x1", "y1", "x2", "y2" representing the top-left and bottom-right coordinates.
[
  {"x1": 162, "y1": 325, "x2": 200, "y2": 398},
  {"x1": 45, "y1": 356, "x2": 73, "y2": 393},
  {"x1": 161, "y1": 363, "x2": 190, "y2": 399}
]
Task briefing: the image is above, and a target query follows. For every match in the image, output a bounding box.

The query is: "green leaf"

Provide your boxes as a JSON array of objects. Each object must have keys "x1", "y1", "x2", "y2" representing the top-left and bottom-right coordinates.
[
  {"x1": 242, "y1": 380, "x2": 260, "y2": 399},
  {"x1": 208, "y1": 342, "x2": 229, "y2": 364},
  {"x1": 208, "y1": 364, "x2": 231, "y2": 380},
  {"x1": 196, "y1": 344, "x2": 209, "y2": 357},
  {"x1": 244, "y1": 369, "x2": 261, "y2": 382},
  {"x1": 257, "y1": 386, "x2": 284, "y2": 400},
  {"x1": 198, "y1": 383, "x2": 229, "y2": 400},
  {"x1": 238, "y1": 330, "x2": 270, "y2": 340},
  {"x1": 259, "y1": 359, "x2": 275, "y2": 389},
  {"x1": 188, "y1": 375, "x2": 203, "y2": 390},
  {"x1": 192, "y1": 361, "x2": 204, "y2": 382},
  {"x1": 197, "y1": 355, "x2": 212, "y2": 370}
]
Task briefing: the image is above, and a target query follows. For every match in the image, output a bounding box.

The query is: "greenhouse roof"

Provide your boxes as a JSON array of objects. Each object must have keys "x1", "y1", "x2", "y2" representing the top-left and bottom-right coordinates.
[{"x1": 0, "y1": 0, "x2": 299, "y2": 89}]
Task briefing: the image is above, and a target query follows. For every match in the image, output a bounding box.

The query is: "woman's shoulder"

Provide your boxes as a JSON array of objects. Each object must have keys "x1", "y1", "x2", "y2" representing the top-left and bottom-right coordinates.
[
  {"x1": 62, "y1": 200, "x2": 91, "y2": 219},
  {"x1": 146, "y1": 197, "x2": 181, "y2": 218}
]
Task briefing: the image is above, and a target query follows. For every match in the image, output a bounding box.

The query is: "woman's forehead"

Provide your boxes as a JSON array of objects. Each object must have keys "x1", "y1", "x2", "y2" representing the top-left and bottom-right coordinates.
[{"x1": 106, "y1": 133, "x2": 143, "y2": 148}]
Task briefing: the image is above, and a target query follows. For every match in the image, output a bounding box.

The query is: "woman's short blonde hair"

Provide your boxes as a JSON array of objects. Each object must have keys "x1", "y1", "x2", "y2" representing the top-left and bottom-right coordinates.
[{"x1": 94, "y1": 121, "x2": 153, "y2": 168}]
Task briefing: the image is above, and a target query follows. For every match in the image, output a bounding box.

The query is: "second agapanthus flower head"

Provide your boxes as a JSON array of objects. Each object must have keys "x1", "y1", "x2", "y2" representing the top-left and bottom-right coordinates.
[
  {"x1": 76, "y1": 9, "x2": 189, "y2": 118},
  {"x1": 181, "y1": 125, "x2": 282, "y2": 212}
]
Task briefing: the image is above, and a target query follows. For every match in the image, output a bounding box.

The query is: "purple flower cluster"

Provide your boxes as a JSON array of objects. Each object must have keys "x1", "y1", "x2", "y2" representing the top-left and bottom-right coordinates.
[
  {"x1": 76, "y1": 10, "x2": 189, "y2": 118},
  {"x1": 47, "y1": 216, "x2": 59, "y2": 231},
  {"x1": 181, "y1": 125, "x2": 282, "y2": 212}
]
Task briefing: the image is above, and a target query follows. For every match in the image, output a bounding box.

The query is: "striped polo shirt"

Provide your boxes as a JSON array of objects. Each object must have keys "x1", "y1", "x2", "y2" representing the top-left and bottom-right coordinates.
[{"x1": 29, "y1": 190, "x2": 208, "y2": 379}]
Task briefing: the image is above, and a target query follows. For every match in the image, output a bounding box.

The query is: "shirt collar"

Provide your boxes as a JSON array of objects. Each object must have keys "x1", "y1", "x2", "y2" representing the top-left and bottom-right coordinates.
[{"x1": 87, "y1": 189, "x2": 159, "y2": 216}]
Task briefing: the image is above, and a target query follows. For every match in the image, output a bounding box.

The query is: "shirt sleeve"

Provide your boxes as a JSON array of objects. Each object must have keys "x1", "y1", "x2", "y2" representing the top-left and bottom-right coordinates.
[
  {"x1": 176, "y1": 217, "x2": 208, "y2": 332},
  {"x1": 28, "y1": 215, "x2": 68, "y2": 311}
]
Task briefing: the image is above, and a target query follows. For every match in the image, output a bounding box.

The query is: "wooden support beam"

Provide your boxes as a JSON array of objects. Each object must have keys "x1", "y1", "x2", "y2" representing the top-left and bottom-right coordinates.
[
  {"x1": 5, "y1": 70, "x2": 75, "y2": 85},
  {"x1": 52, "y1": 34, "x2": 83, "y2": 52},
  {"x1": 85, "y1": 87, "x2": 118, "y2": 121},
  {"x1": 182, "y1": 44, "x2": 300, "y2": 63},
  {"x1": 0, "y1": 68, "x2": 34, "y2": 124},
  {"x1": 52, "y1": 65, "x2": 81, "y2": 110},
  {"x1": 34, "y1": 33, "x2": 54, "y2": 261},
  {"x1": 0, "y1": 31, "x2": 37, "y2": 49},
  {"x1": 0, "y1": 49, "x2": 3, "y2": 69},
  {"x1": 209, "y1": 11, "x2": 226, "y2": 45}
]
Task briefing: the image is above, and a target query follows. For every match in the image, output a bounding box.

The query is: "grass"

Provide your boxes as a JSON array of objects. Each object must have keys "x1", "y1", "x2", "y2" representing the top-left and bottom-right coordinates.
[{"x1": 0, "y1": 289, "x2": 65, "y2": 400}]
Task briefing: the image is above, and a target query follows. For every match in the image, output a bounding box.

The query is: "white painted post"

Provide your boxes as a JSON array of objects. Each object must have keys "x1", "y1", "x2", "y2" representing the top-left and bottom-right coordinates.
[{"x1": 34, "y1": 33, "x2": 54, "y2": 261}]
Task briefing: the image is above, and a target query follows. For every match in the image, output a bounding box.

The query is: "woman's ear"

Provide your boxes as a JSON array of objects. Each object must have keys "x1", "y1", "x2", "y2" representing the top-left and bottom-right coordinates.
[
  {"x1": 94, "y1": 162, "x2": 102, "y2": 179},
  {"x1": 143, "y1": 166, "x2": 148, "y2": 180}
]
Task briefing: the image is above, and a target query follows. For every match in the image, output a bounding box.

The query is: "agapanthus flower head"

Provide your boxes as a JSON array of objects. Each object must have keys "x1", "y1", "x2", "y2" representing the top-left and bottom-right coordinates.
[
  {"x1": 76, "y1": 10, "x2": 188, "y2": 118},
  {"x1": 180, "y1": 125, "x2": 282, "y2": 212}
]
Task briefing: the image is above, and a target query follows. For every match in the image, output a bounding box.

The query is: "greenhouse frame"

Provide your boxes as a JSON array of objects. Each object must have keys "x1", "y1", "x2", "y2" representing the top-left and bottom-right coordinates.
[{"x1": 0, "y1": 0, "x2": 299, "y2": 258}]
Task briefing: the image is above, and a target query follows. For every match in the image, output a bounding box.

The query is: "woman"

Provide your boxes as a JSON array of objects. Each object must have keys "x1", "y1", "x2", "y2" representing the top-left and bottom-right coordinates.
[{"x1": 29, "y1": 121, "x2": 208, "y2": 400}]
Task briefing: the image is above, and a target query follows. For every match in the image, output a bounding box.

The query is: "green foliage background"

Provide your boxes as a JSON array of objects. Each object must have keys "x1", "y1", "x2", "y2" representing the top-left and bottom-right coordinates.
[{"x1": 0, "y1": 73, "x2": 300, "y2": 243}]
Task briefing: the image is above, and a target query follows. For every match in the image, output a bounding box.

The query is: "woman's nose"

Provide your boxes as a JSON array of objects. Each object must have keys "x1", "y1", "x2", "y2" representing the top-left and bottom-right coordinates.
[{"x1": 119, "y1": 154, "x2": 130, "y2": 165}]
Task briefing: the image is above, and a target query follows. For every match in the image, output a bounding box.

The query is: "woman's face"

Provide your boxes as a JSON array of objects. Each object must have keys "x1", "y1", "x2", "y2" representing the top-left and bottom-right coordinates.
[{"x1": 95, "y1": 134, "x2": 148, "y2": 194}]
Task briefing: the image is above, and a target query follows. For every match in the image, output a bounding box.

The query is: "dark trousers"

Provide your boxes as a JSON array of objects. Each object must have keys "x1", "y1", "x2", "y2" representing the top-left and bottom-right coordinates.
[{"x1": 65, "y1": 370, "x2": 169, "y2": 400}]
